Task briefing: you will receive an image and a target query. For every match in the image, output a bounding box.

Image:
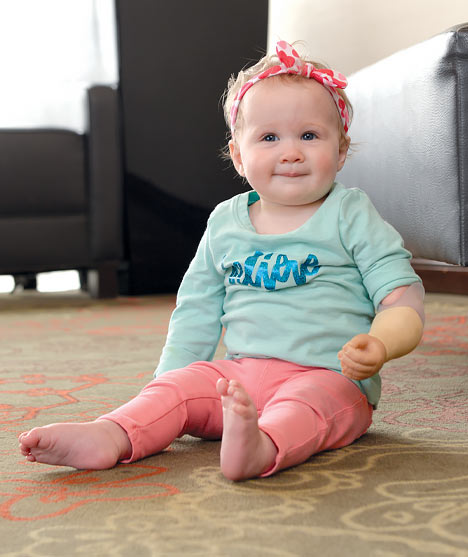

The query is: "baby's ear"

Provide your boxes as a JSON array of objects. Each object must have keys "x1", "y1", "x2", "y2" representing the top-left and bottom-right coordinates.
[
  {"x1": 337, "y1": 135, "x2": 350, "y2": 170},
  {"x1": 229, "y1": 140, "x2": 245, "y2": 177}
]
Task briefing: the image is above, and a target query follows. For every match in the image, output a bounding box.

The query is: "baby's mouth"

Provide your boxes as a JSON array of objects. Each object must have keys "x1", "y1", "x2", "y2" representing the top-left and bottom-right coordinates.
[{"x1": 276, "y1": 172, "x2": 305, "y2": 178}]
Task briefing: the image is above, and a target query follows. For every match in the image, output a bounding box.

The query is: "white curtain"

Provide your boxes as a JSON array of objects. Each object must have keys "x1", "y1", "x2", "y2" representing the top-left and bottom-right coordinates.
[{"x1": 0, "y1": 0, "x2": 118, "y2": 132}]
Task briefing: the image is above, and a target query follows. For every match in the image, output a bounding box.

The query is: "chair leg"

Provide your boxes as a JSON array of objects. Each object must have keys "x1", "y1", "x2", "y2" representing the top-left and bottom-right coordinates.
[
  {"x1": 87, "y1": 263, "x2": 119, "y2": 299},
  {"x1": 78, "y1": 269, "x2": 88, "y2": 291},
  {"x1": 14, "y1": 274, "x2": 37, "y2": 291}
]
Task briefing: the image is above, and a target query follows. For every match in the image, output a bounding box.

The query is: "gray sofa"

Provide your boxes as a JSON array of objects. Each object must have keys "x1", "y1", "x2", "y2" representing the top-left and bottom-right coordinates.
[
  {"x1": 0, "y1": 86, "x2": 123, "y2": 298},
  {"x1": 339, "y1": 23, "x2": 468, "y2": 293}
]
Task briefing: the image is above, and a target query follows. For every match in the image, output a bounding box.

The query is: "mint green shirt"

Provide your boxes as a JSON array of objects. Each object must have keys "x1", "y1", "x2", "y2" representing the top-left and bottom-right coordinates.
[{"x1": 155, "y1": 183, "x2": 421, "y2": 406}]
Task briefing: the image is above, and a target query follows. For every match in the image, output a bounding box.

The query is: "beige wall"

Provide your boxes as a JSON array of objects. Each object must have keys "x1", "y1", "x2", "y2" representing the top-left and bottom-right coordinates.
[{"x1": 268, "y1": 0, "x2": 468, "y2": 75}]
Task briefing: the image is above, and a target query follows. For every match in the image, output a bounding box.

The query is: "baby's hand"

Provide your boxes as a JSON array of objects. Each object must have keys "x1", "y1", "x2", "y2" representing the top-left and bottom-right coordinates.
[{"x1": 338, "y1": 334, "x2": 386, "y2": 381}]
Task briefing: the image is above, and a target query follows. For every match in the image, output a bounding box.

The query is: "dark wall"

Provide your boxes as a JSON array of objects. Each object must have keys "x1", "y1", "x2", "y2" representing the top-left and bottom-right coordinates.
[{"x1": 115, "y1": 1, "x2": 268, "y2": 294}]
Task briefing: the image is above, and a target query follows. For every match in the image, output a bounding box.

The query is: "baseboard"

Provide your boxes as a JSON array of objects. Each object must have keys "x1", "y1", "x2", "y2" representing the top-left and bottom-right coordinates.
[{"x1": 412, "y1": 261, "x2": 468, "y2": 295}]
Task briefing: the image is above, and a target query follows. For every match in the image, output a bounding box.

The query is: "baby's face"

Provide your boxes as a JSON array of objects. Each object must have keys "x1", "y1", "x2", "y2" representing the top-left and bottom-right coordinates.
[{"x1": 230, "y1": 77, "x2": 349, "y2": 210}]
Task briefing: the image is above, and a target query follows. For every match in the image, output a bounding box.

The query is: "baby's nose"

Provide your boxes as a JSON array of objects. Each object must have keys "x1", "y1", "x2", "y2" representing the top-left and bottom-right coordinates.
[{"x1": 280, "y1": 141, "x2": 304, "y2": 163}]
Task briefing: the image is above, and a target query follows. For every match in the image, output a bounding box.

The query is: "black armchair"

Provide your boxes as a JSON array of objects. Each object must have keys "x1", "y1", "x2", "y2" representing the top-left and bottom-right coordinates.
[{"x1": 0, "y1": 85, "x2": 123, "y2": 298}]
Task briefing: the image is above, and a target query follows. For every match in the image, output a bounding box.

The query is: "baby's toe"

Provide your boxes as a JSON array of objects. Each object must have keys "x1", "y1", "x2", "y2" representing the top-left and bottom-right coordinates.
[
  {"x1": 216, "y1": 378, "x2": 230, "y2": 396},
  {"x1": 233, "y1": 388, "x2": 250, "y2": 406}
]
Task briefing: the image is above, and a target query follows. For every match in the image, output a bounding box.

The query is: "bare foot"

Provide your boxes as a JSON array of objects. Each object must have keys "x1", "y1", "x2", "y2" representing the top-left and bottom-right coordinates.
[
  {"x1": 18, "y1": 419, "x2": 132, "y2": 470},
  {"x1": 216, "y1": 378, "x2": 278, "y2": 481}
]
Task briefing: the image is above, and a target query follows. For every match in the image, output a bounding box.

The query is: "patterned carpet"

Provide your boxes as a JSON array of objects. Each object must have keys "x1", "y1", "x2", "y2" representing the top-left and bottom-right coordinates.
[{"x1": 0, "y1": 291, "x2": 467, "y2": 556}]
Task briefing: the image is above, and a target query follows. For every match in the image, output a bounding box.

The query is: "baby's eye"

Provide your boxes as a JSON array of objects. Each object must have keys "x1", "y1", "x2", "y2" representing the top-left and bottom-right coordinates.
[
  {"x1": 262, "y1": 134, "x2": 278, "y2": 142},
  {"x1": 302, "y1": 132, "x2": 317, "y2": 141}
]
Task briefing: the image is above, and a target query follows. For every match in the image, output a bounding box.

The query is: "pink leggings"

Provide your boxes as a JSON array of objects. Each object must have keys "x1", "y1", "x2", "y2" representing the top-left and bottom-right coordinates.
[{"x1": 100, "y1": 358, "x2": 373, "y2": 476}]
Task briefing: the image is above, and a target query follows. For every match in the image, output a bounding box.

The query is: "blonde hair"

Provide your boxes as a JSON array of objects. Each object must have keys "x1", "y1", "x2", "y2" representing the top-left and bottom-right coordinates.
[{"x1": 221, "y1": 48, "x2": 353, "y2": 159}]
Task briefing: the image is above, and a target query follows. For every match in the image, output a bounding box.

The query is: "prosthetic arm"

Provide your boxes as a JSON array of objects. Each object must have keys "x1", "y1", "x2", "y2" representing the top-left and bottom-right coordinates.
[
  {"x1": 369, "y1": 282, "x2": 425, "y2": 360},
  {"x1": 339, "y1": 282, "x2": 425, "y2": 380}
]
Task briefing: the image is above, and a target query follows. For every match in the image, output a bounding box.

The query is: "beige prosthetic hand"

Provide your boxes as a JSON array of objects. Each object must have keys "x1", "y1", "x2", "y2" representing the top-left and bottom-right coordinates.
[{"x1": 339, "y1": 282, "x2": 425, "y2": 381}]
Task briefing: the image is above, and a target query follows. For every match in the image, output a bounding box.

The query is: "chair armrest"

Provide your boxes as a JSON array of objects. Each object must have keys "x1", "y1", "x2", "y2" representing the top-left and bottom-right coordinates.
[{"x1": 87, "y1": 85, "x2": 124, "y2": 262}]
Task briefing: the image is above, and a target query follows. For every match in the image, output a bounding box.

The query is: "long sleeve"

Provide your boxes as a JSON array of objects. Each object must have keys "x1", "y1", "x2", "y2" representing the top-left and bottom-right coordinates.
[
  {"x1": 155, "y1": 226, "x2": 226, "y2": 377},
  {"x1": 338, "y1": 188, "x2": 421, "y2": 308}
]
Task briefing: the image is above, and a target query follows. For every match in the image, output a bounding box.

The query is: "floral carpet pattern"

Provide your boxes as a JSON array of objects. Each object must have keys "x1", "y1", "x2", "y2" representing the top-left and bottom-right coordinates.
[{"x1": 0, "y1": 291, "x2": 467, "y2": 556}]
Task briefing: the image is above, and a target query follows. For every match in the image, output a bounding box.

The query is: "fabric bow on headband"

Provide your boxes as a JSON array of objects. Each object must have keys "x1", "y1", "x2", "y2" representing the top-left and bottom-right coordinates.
[{"x1": 230, "y1": 40, "x2": 350, "y2": 134}]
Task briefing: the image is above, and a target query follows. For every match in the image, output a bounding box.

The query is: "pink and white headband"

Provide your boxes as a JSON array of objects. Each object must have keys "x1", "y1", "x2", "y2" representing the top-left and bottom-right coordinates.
[{"x1": 230, "y1": 40, "x2": 350, "y2": 135}]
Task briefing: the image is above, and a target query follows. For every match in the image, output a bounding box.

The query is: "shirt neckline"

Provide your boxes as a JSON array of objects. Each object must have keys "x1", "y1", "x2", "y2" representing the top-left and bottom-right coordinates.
[{"x1": 237, "y1": 182, "x2": 341, "y2": 237}]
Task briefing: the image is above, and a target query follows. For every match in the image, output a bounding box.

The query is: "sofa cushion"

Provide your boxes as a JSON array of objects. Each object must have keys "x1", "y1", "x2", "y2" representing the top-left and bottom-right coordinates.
[
  {"x1": 0, "y1": 215, "x2": 89, "y2": 273},
  {"x1": 0, "y1": 129, "x2": 87, "y2": 216}
]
